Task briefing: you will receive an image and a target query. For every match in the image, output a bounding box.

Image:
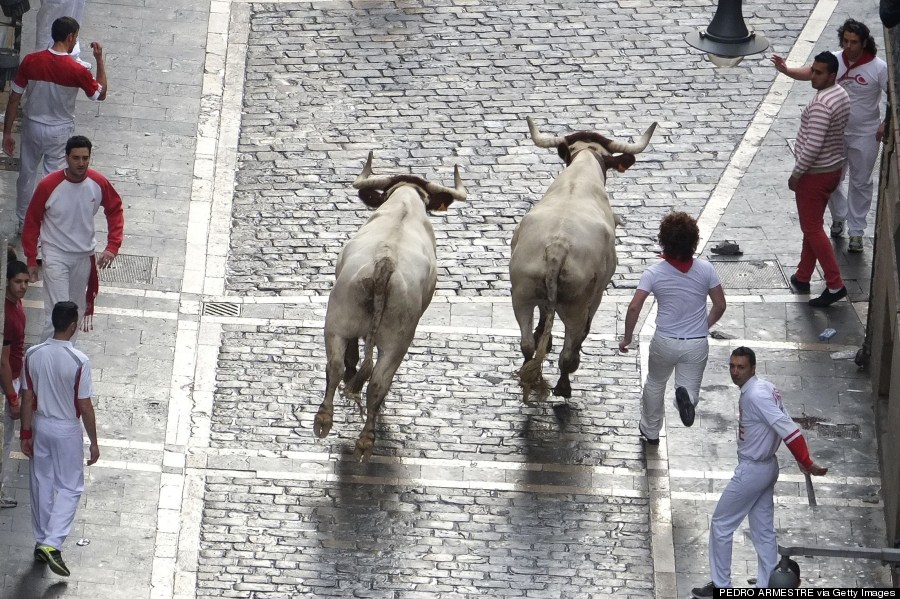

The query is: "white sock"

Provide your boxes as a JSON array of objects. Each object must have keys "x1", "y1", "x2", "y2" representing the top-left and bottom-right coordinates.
[{"x1": 828, "y1": 287, "x2": 843, "y2": 294}]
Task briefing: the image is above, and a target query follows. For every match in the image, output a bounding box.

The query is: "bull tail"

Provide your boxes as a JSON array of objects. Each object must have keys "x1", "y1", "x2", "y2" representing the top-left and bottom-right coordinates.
[
  {"x1": 518, "y1": 245, "x2": 563, "y2": 394},
  {"x1": 346, "y1": 256, "x2": 394, "y2": 397}
]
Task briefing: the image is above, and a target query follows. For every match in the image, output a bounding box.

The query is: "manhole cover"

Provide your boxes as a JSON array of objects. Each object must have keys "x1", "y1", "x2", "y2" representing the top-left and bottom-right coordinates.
[
  {"x1": 202, "y1": 302, "x2": 241, "y2": 317},
  {"x1": 98, "y1": 253, "x2": 155, "y2": 284},
  {"x1": 0, "y1": 155, "x2": 19, "y2": 171},
  {"x1": 710, "y1": 259, "x2": 788, "y2": 289},
  {"x1": 816, "y1": 422, "x2": 860, "y2": 439}
]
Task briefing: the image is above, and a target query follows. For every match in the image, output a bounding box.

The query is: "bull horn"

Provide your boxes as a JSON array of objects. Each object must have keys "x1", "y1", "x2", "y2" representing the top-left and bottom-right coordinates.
[
  {"x1": 527, "y1": 116, "x2": 566, "y2": 148},
  {"x1": 602, "y1": 122, "x2": 658, "y2": 155},
  {"x1": 352, "y1": 151, "x2": 396, "y2": 190},
  {"x1": 424, "y1": 164, "x2": 467, "y2": 201}
]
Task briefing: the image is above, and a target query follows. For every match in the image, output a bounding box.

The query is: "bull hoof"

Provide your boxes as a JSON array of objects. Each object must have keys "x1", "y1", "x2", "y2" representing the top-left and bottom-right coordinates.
[
  {"x1": 552, "y1": 378, "x2": 572, "y2": 399},
  {"x1": 313, "y1": 412, "x2": 333, "y2": 438},
  {"x1": 354, "y1": 433, "x2": 375, "y2": 462}
]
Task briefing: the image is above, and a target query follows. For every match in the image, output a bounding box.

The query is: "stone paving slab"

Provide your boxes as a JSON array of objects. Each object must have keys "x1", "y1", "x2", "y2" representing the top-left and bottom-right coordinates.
[
  {"x1": 196, "y1": 474, "x2": 654, "y2": 598},
  {"x1": 225, "y1": 0, "x2": 817, "y2": 297}
]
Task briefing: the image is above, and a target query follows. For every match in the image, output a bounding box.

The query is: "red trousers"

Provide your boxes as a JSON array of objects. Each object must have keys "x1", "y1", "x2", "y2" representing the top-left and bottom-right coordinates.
[{"x1": 795, "y1": 169, "x2": 844, "y2": 289}]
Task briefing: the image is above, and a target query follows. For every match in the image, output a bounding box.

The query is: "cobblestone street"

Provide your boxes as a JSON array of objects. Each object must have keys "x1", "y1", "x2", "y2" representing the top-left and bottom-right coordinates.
[{"x1": 0, "y1": 0, "x2": 893, "y2": 597}]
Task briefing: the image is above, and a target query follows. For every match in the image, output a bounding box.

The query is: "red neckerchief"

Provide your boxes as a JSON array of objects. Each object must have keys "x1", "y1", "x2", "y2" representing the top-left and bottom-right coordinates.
[
  {"x1": 662, "y1": 254, "x2": 693, "y2": 273},
  {"x1": 838, "y1": 52, "x2": 875, "y2": 81}
]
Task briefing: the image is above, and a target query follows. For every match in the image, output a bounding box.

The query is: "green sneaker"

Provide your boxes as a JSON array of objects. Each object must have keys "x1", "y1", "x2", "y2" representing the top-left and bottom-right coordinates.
[
  {"x1": 34, "y1": 544, "x2": 46, "y2": 563},
  {"x1": 35, "y1": 545, "x2": 70, "y2": 577}
]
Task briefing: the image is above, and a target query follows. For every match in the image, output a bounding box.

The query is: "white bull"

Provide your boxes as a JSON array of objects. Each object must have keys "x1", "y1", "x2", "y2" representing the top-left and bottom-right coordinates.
[
  {"x1": 314, "y1": 152, "x2": 466, "y2": 460},
  {"x1": 511, "y1": 117, "x2": 656, "y2": 401}
]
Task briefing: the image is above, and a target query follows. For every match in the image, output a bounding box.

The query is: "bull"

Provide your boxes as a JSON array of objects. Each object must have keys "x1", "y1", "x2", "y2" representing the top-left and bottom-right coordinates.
[
  {"x1": 511, "y1": 117, "x2": 656, "y2": 401},
  {"x1": 314, "y1": 152, "x2": 466, "y2": 460}
]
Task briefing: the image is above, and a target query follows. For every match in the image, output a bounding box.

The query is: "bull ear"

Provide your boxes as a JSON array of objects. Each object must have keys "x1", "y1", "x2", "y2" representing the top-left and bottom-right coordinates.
[
  {"x1": 614, "y1": 213, "x2": 625, "y2": 228},
  {"x1": 605, "y1": 154, "x2": 636, "y2": 173},
  {"x1": 358, "y1": 188, "x2": 386, "y2": 208}
]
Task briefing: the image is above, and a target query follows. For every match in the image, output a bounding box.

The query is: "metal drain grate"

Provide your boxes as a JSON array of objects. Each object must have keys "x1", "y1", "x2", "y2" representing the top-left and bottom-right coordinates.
[
  {"x1": 202, "y1": 302, "x2": 241, "y2": 317},
  {"x1": 0, "y1": 155, "x2": 19, "y2": 171},
  {"x1": 98, "y1": 254, "x2": 155, "y2": 284},
  {"x1": 815, "y1": 422, "x2": 861, "y2": 439},
  {"x1": 710, "y1": 259, "x2": 788, "y2": 289}
]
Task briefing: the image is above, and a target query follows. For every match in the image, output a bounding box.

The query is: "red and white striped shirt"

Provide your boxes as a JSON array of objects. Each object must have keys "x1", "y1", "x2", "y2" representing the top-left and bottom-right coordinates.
[
  {"x1": 22, "y1": 169, "x2": 125, "y2": 268},
  {"x1": 792, "y1": 84, "x2": 850, "y2": 178}
]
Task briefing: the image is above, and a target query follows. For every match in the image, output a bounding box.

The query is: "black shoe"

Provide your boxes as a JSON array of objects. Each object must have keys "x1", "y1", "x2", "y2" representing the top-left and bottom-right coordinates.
[
  {"x1": 639, "y1": 424, "x2": 659, "y2": 446},
  {"x1": 789, "y1": 274, "x2": 811, "y2": 294},
  {"x1": 691, "y1": 582, "x2": 717, "y2": 598},
  {"x1": 675, "y1": 386, "x2": 695, "y2": 427},
  {"x1": 35, "y1": 545, "x2": 69, "y2": 577},
  {"x1": 808, "y1": 286, "x2": 847, "y2": 308}
]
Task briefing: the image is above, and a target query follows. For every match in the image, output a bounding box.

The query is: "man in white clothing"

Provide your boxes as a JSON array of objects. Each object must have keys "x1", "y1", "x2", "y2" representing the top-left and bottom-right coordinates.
[
  {"x1": 619, "y1": 212, "x2": 726, "y2": 445},
  {"x1": 691, "y1": 347, "x2": 827, "y2": 597},
  {"x1": 36, "y1": 1, "x2": 88, "y2": 61},
  {"x1": 2, "y1": 17, "x2": 107, "y2": 232},
  {"x1": 22, "y1": 135, "x2": 124, "y2": 341},
  {"x1": 19, "y1": 301, "x2": 99, "y2": 578}
]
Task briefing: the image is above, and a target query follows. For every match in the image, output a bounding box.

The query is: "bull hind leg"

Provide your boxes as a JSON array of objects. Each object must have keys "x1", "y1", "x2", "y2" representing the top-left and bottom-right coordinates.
[
  {"x1": 315, "y1": 334, "x2": 350, "y2": 438},
  {"x1": 354, "y1": 345, "x2": 406, "y2": 462},
  {"x1": 514, "y1": 302, "x2": 552, "y2": 401},
  {"x1": 553, "y1": 315, "x2": 593, "y2": 399},
  {"x1": 342, "y1": 341, "x2": 360, "y2": 384},
  {"x1": 533, "y1": 306, "x2": 553, "y2": 354}
]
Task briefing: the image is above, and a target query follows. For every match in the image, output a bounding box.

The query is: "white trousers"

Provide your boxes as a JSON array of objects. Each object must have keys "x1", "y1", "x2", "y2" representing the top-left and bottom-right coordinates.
[
  {"x1": 36, "y1": 0, "x2": 87, "y2": 58},
  {"x1": 827, "y1": 134, "x2": 880, "y2": 236},
  {"x1": 16, "y1": 120, "x2": 74, "y2": 225},
  {"x1": 0, "y1": 380, "x2": 20, "y2": 497},
  {"x1": 40, "y1": 245, "x2": 91, "y2": 342},
  {"x1": 709, "y1": 458, "x2": 779, "y2": 588},
  {"x1": 639, "y1": 335, "x2": 708, "y2": 439},
  {"x1": 30, "y1": 414, "x2": 85, "y2": 549}
]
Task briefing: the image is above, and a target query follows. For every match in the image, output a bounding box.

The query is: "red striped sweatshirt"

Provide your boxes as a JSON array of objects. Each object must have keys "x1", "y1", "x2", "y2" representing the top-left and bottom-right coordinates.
[{"x1": 792, "y1": 84, "x2": 850, "y2": 178}]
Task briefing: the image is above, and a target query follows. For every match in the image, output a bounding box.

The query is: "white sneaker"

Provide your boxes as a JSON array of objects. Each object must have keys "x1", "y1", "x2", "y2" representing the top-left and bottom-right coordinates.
[
  {"x1": 848, "y1": 236, "x2": 863, "y2": 253},
  {"x1": 830, "y1": 220, "x2": 844, "y2": 239}
]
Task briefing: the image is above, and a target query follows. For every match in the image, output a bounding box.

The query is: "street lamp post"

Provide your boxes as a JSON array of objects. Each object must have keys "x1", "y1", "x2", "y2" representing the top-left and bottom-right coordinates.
[{"x1": 685, "y1": 0, "x2": 769, "y2": 67}]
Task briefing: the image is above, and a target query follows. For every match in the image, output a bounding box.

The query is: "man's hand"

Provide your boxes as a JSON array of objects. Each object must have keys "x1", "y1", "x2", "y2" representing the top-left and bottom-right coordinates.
[
  {"x1": 3, "y1": 134, "x2": 15, "y2": 157},
  {"x1": 27, "y1": 265, "x2": 39, "y2": 284},
  {"x1": 770, "y1": 54, "x2": 788, "y2": 73},
  {"x1": 97, "y1": 250, "x2": 116, "y2": 269},
  {"x1": 21, "y1": 437, "x2": 33, "y2": 458},
  {"x1": 90, "y1": 42, "x2": 103, "y2": 62},
  {"x1": 618, "y1": 336, "x2": 633, "y2": 353},
  {"x1": 87, "y1": 443, "x2": 100, "y2": 465},
  {"x1": 800, "y1": 461, "x2": 828, "y2": 476},
  {"x1": 788, "y1": 175, "x2": 799, "y2": 192}
]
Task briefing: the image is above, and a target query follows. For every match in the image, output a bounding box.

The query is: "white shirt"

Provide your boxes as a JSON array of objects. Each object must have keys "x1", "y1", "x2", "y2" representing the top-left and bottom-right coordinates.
[
  {"x1": 22, "y1": 338, "x2": 92, "y2": 421},
  {"x1": 737, "y1": 376, "x2": 797, "y2": 462},
  {"x1": 833, "y1": 50, "x2": 888, "y2": 135},
  {"x1": 637, "y1": 259, "x2": 721, "y2": 338}
]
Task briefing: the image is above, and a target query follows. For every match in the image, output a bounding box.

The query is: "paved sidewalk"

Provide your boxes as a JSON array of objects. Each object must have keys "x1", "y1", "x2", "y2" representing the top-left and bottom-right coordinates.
[{"x1": 0, "y1": 0, "x2": 892, "y2": 597}]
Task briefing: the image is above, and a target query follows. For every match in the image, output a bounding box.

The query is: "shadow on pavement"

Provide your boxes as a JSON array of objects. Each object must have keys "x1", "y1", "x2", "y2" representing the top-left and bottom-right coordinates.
[{"x1": 9, "y1": 562, "x2": 68, "y2": 598}]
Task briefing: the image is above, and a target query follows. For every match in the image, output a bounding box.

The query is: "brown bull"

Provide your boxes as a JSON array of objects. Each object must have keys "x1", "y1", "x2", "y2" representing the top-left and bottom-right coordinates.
[
  {"x1": 510, "y1": 117, "x2": 657, "y2": 401},
  {"x1": 314, "y1": 152, "x2": 466, "y2": 460}
]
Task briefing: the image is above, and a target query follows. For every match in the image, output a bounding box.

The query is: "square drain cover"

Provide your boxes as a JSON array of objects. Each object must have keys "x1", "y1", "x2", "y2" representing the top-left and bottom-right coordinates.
[
  {"x1": 98, "y1": 253, "x2": 155, "y2": 284},
  {"x1": 710, "y1": 259, "x2": 788, "y2": 289}
]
